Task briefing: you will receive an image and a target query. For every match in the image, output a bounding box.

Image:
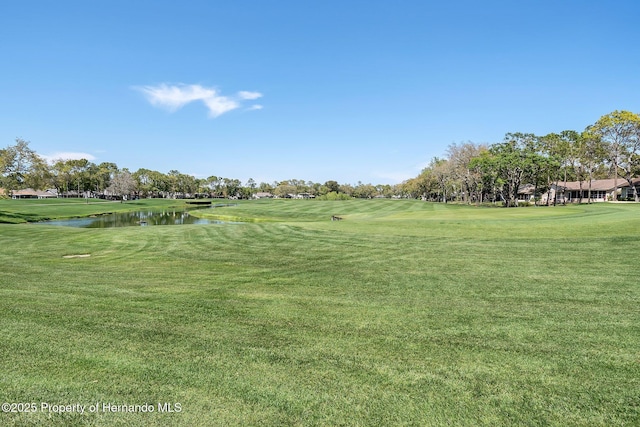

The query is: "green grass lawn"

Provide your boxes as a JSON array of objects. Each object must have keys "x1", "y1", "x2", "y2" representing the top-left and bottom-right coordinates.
[{"x1": 0, "y1": 199, "x2": 638, "y2": 426}]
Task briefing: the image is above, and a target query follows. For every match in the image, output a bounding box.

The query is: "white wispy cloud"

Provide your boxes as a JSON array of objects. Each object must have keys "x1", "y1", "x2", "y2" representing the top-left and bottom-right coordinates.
[
  {"x1": 202, "y1": 95, "x2": 239, "y2": 118},
  {"x1": 237, "y1": 91, "x2": 263, "y2": 100},
  {"x1": 134, "y1": 83, "x2": 263, "y2": 118},
  {"x1": 137, "y1": 84, "x2": 215, "y2": 112},
  {"x1": 42, "y1": 152, "x2": 96, "y2": 163},
  {"x1": 247, "y1": 104, "x2": 264, "y2": 111}
]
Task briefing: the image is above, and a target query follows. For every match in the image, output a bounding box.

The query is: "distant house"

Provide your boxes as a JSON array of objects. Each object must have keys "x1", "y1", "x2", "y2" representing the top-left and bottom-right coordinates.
[
  {"x1": 46, "y1": 188, "x2": 59, "y2": 197},
  {"x1": 11, "y1": 188, "x2": 57, "y2": 199},
  {"x1": 542, "y1": 178, "x2": 640, "y2": 204},
  {"x1": 284, "y1": 193, "x2": 315, "y2": 199},
  {"x1": 517, "y1": 184, "x2": 536, "y2": 202},
  {"x1": 253, "y1": 192, "x2": 273, "y2": 199}
]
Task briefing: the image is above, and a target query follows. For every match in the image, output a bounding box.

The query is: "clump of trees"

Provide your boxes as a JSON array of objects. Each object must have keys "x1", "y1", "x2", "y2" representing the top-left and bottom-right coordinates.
[{"x1": 402, "y1": 110, "x2": 640, "y2": 206}]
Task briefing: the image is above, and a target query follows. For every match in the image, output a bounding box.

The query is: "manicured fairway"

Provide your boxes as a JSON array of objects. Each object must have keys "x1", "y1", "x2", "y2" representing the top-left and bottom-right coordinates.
[{"x1": 0, "y1": 199, "x2": 638, "y2": 426}]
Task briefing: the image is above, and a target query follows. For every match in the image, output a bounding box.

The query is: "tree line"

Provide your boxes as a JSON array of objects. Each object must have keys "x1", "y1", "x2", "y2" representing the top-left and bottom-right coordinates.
[
  {"x1": 401, "y1": 110, "x2": 640, "y2": 206},
  {"x1": 2, "y1": 110, "x2": 639, "y2": 204},
  {"x1": 0, "y1": 140, "x2": 405, "y2": 200}
]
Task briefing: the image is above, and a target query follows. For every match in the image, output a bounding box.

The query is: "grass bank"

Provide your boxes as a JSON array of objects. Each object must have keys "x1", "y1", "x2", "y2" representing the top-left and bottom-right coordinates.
[
  {"x1": 0, "y1": 199, "x2": 638, "y2": 426},
  {"x1": 0, "y1": 198, "x2": 198, "y2": 224}
]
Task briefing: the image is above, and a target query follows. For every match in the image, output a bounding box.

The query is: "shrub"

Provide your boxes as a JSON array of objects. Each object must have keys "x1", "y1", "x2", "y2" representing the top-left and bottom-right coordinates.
[{"x1": 316, "y1": 191, "x2": 352, "y2": 201}]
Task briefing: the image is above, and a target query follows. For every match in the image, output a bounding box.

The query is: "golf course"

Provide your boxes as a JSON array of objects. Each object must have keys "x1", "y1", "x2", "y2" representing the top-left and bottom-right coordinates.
[{"x1": 0, "y1": 198, "x2": 638, "y2": 426}]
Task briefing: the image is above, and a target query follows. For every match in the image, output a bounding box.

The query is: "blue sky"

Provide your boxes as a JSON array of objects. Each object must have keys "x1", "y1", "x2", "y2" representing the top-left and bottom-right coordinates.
[{"x1": 1, "y1": 1, "x2": 639, "y2": 185}]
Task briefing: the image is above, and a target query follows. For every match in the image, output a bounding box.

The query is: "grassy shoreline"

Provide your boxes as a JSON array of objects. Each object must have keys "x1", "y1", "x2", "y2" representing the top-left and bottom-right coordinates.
[
  {"x1": 0, "y1": 198, "x2": 203, "y2": 224},
  {"x1": 0, "y1": 199, "x2": 638, "y2": 426}
]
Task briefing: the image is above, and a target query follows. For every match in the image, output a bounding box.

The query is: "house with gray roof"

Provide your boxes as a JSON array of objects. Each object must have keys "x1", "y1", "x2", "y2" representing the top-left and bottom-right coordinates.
[
  {"x1": 542, "y1": 178, "x2": 640, "y2": 203},
  {"x1": 11, "y1": 188, "x2": 57, "y2": 199}
]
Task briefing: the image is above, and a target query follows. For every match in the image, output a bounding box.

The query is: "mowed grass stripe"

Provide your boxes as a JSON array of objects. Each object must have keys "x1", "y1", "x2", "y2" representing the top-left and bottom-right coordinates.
[{"x1": 0, "y1": 199, "x2": 638, "y2": 426}]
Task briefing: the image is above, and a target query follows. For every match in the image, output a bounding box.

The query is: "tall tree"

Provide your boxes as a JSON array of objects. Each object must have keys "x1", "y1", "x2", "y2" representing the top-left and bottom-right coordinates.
[
  {"x1": 133, "y1": 168, "x2": 152, "y2": 198},
  {"x1": 167, "y1": 170, "x2": 180, "y2": 198},
  {"x1": 274, "y1": 180, "x2": 295, "y2": 198},
  {"x1": 446, "y1": 142, "x2": 486, "y2": 204},
  {"x1": 176, "y1": 172, "x2": 197, "y2": 196},
  {"x1": 206, "y1": 176, "x2": 223, "y2": 197},
  {"x1": 324, "y1": 180, "x2": 340, "y2": 193},
  {"x1": 106, "y1": 170, "x2": 137, "y2": 201},
  {"x1": 223, "y1": 178, "x2": 242, "y2": 198},
  {"x1": 429, "y1": 157, "x2": 452, "y2": 203},
  {"x1": 149, "y1": 170, "x2": 169, "y2": 197},
  {"x1": 1, "y1": 138, "x2": 43, "y2": 193},
  {"x1": 469, "y1": 150, "x2": 504, "y2": 204},
  {"x1": 589, "y1": 110, "x2": 640, "y2": 201},
  {"x1": 258, "y1": 181, "x2": 274, "y2": 194},
  {"x1": 559, "y1": 130, "x2": 586, "y2": 202},
  {"x1": 579, "y1": 130, "x2": 608, "y2": 203},
  {"x1": 67, "y1": 159, "x2": 91, "y2": 196},
  {"x1": 95, "y1": 162, "x2": 119, "y2": 195},
  {"x1": 539, "y1": 133, "x2": 566, "y2": 205},
  {"x1": 24, "y1": 155, "x2": 53, "y2": 191}
]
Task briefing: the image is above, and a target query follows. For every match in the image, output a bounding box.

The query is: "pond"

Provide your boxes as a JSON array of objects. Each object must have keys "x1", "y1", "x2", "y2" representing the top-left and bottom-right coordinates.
[{"x1": 34, "y1": 206, "x2": 235, "y2": 228}]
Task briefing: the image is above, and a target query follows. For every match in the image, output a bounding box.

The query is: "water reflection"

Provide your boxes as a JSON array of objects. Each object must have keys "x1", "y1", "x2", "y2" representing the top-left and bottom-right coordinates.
[{"x1": 36, "y1": 208, "x2": 231, "y2": 228}]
